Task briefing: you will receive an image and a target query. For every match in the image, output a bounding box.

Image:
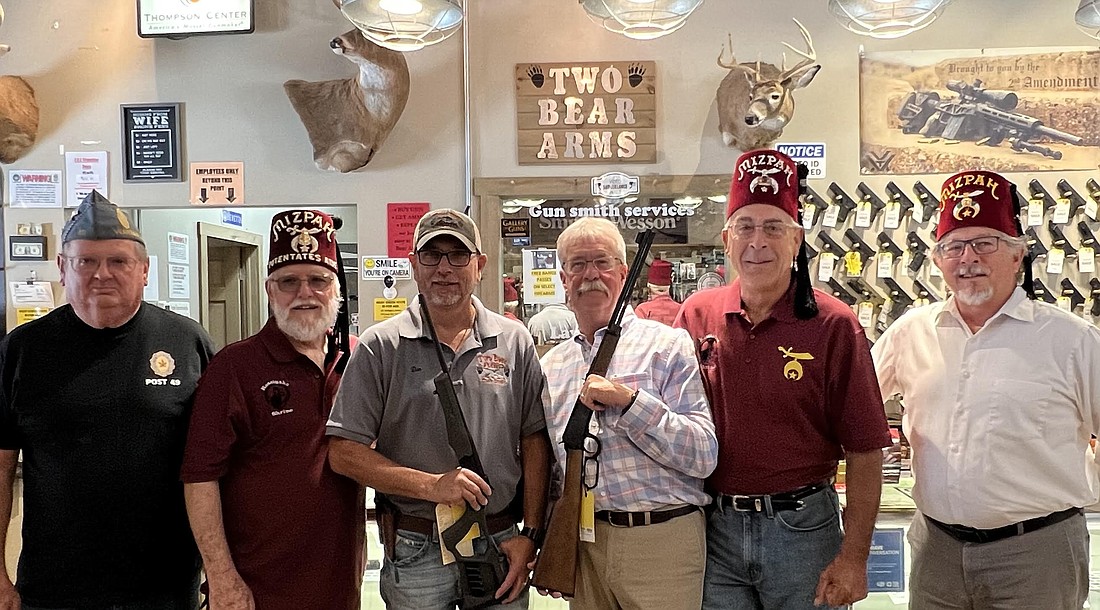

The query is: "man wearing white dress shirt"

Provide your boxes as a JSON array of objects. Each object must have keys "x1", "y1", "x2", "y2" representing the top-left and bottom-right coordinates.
[{"x1": 872, "y1": 170, "x2": 1100, "y2": 610}]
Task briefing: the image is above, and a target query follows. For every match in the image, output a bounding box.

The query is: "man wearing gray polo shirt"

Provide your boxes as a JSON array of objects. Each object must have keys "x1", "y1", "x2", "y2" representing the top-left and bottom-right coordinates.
[{"x1": 328, "y1": 208, "x2": 552, "y2": 610}]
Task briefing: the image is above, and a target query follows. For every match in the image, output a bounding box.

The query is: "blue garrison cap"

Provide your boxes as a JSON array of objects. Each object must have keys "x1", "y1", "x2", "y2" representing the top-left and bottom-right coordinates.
[{"x1": 61, "y1": 190, "x2": 144, "y2": 245}]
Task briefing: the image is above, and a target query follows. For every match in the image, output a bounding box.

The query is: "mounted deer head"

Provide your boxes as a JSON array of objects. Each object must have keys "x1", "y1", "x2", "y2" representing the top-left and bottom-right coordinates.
[
  {"x1": 715, "y1": 19, "x2": 820, "y2": 152},
  {"x1": 284, "y1": 28, "x2": 410, "y2": 172}
]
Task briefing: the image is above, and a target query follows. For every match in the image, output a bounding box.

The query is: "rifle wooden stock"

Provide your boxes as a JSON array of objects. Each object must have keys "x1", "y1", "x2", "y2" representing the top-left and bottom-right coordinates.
[{"x1": 530, "y1": 448, "x2": 584, "y2": 596}]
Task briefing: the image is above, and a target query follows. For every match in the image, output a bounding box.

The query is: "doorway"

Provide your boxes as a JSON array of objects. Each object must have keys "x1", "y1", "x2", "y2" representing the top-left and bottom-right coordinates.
[{"x1": 198, "y1": 223, "x2": 264, "y2": 350}]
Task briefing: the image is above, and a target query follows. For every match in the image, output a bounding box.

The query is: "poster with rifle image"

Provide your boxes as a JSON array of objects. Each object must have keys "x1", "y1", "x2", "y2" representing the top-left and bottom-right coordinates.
[{"x1": 860, "y1": 47, "x2": 1100, "y2": 175}]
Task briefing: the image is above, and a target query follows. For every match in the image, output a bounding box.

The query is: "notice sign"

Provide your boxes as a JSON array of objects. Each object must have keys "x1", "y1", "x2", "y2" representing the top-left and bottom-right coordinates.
[
  {"x1": 64, "y1": 151, "x2": 109, "y2": 207},
  {"x1": 867, "y1": 528, "x2": 905, "y2": 593},
  {"x1": 190, "y1": 162, "x2": 244, "y2": 205},
  {"x1": 121, "y1": 103, "x2": 182, "y2": 182},
  {"x1": 516, "y1": 61, "x2": 657, "y2": 165},
  {"x1": 776, "y1": 143, "x2": 826, "y2": 180},
  {"x1": 387, "y1": 202, "x2": 430, "y2": 258},
  {"x1": 501, "y1": 218, "x2": 530, "y2": 238},
  {"x1": 8, "y1": 171, "x2": 62, "y2": 208},
  {"x1": 522, "y1": 248, "x2": 565, "y2": 304},
  {"x1": 362, "y1": 256, "x2": 412, "y2": 281},
  {"x1": 374, "y1": 298, "x2": 408, "y2": 322}
]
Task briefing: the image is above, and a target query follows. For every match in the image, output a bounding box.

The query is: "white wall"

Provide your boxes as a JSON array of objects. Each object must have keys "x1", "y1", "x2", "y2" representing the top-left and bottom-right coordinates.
[{"x1": 1, "y1": 0, "x2": 1094, "y2": 328}]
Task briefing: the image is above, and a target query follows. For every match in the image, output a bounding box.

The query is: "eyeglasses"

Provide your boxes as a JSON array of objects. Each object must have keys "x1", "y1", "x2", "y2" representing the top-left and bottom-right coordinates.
[
  {"x1": 417, "y1": 249, "x2": 474, "y2": 267},
  {"x1": 63, "y1": 255, "x2": 140, "y2": 274},
  {"x1": 582, "y1": 433, "x2": 601, "y2": 491},
  {"x1": 935, "y1": 236, "x2": 1004, "y2": 259},
  {"x1": 729, "y1": 220, "x2": 797, "y2": 240},
  {"x1": 565, "y1": 256, "x2": 622, "y2": 275},
  {"x1": 271, "y1": 275, "x2": 334, "y2": 293}
]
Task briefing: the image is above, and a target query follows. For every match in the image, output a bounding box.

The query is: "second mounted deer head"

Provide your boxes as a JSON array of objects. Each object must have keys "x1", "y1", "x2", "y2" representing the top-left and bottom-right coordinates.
[{"x1": 715, "y1": 19, "x2": 820, "y2": 152}]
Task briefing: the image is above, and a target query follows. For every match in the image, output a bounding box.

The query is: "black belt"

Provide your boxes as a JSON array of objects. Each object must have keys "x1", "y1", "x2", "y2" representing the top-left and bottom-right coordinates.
[
  {"x1": 595, "y1": 505, "x2": 698, "y2": 527},
  {"x1": 926, "y1": 507, "x2": 1083, "y2": 544},
  {"x1": 394, "y1": 512, "x2": 516, "y2": 537},
  {"x1": 717, "y1": 481, "x2": 831, "y2": 513}
]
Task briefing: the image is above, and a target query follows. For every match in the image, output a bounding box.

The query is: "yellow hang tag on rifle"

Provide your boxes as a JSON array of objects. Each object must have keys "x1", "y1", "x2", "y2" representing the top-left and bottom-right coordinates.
[
  {"x1": 435, "y1": 503, "x2": 480, "y2": 566},
  {"x1": 580, "y1": 489, "x2": 596, "y2": 543}
]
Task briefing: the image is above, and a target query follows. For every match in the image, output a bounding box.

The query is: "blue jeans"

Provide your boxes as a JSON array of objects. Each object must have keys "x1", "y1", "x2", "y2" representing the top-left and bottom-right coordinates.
[
  {"x1": 379, "y1": 526, "x2": 528, "y2": 610},
  {"x1": 702, "y1": 487, "x2": 846, "y2": 610}
]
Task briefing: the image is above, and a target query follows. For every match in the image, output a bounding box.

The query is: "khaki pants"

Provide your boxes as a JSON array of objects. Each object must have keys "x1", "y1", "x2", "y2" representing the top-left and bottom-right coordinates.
[{"x1": 572, "y1": 509, "x2": 705, "y2": 610}]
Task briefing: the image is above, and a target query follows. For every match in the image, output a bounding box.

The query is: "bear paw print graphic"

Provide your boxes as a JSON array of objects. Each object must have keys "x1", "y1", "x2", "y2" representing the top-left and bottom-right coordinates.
[{"x1": 527, "y1": 65, "x2": 545, "y2": 88}]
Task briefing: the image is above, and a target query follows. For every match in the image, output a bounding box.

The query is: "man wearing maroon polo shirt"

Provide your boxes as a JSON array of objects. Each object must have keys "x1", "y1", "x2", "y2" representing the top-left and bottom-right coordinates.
[
  {"x1": 676, "y1": 149, "x2": 890, "y2": 610},
  {"x1": 181, "y1": 210, "x2": 364, "y2": 610}
]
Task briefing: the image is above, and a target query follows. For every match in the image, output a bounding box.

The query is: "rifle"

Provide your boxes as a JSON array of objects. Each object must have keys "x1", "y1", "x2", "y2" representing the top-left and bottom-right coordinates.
[
  {"x1": 419, "y1": 297, "x2": 508, "y2": 610},
  {"x1": 897, "y1": 79, "x2": 1084, "y2": 159},
  {"x1": 531, "y1": 229, "x2": 656, "y2": 597}
]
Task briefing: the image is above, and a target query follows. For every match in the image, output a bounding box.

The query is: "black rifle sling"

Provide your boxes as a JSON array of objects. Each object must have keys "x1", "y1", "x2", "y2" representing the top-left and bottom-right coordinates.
[{"x1": 418, "y1": 296, "x2": 508, "y2": 610}]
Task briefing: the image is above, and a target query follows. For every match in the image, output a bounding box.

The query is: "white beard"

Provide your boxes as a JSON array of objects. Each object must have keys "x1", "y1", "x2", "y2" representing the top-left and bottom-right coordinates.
[{"x1": 273, "y1": 296, "x2": 341, "y2": 343}]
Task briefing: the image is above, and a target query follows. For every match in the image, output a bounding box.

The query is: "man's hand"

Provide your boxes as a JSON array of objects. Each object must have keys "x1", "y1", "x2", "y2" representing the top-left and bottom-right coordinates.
[
  {"x1": 206, "y1": 568, "x2": 256, "y2": 610},
  {"x1": 578, "y1": 375, "x2": 634, "y2": 412},
  {"x1": 431, "y1": 467, "x2": 491, "y2": 510},
  {"x1": 0, "y1": 578, "x2": 19, "y2": 610},
  {"x1": 495, "y1": 535, "x2": 536, "y2": 603},
  {"x1": 813, "y1": 552, "x2": 868, "y2": 607},
  {"x1": 526, "y1": 556, "x2": 567, "y2": 599}
]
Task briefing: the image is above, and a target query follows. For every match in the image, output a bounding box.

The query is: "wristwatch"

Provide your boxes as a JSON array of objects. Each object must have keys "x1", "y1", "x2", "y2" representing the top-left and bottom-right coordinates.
[{"x1": 519, "y1": 526, "x2": 545, "y2": 548}]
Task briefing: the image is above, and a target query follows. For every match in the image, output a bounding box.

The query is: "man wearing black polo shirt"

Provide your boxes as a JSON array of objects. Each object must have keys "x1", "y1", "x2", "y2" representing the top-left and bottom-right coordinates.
[
  {"x1": 873, "y1": 171, "x2": 1100, "y2": 609},
  {"x1": 677, "y1": 149, "x2": 891, "y2": 610},
  {"x1": 0, "y1": 191, "x2": 215, "y2": 609}
]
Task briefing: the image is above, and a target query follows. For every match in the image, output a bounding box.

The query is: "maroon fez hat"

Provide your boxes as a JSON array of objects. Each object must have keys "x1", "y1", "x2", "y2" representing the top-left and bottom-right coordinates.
[
  {"x1": 647, "y1": 259, "x2": 673, "y2": 286},
  {"x1": 937, "y1": 171, "x2": 1020, "y2": 240},
  {"x1": 268, "y1": 209, "x2": 340, "y2": 275},
  {"x1": 727, "y1": 149, "x2": 800, "y2": 221}
]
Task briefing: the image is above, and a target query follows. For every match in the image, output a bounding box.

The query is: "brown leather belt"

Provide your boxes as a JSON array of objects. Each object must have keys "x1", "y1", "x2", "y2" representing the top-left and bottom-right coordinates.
[
  {"x1": 595, "y1": 505, "x2": 698, "y2": 527},
  {"x1": 394, "y1": 511, "x2": 517, "y2": 537}
]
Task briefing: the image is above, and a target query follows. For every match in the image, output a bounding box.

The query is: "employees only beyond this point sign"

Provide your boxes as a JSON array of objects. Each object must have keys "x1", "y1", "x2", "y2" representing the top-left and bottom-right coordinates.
[
  {"x1": 362, "y1": 256, "x2": 412, "y2": 280},
  {"x1": 190, "y1": 161, "x2": 244, "y2": 205}
]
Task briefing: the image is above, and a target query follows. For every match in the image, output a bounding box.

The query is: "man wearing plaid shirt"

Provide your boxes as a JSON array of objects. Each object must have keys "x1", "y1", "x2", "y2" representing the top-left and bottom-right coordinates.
[{"x1": 539, "y1": 217, "x2": 717, "y2": 610}]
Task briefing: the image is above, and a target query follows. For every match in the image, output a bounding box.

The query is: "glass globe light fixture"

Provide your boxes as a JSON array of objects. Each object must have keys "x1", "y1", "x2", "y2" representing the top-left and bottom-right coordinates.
[
  {"x1": 579, "y1": 0, "x2": 705, "y2": 41},
  {"x1": 338, "y1": 0, "x2": 462, "y2": 52},
  {"x1": 829, "y1": 0, "x2": 951, "y2": 39},
  {"x1": 1076, "y1": 0, "x2": 1100, "y2": 40}
]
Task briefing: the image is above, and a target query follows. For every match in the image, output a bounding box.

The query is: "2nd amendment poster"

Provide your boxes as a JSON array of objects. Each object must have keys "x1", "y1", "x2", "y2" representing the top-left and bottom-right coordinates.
[{"x1": 859, "y1": 47, "x2": 1100, "y2": 175}]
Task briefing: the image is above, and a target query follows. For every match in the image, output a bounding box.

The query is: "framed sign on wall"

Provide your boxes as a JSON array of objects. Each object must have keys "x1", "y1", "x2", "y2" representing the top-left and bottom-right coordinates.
[
  {"x1": 121, "y1": 103, "x2": 183, "y2": 182},
  {"x1": 137, "y1": 0, "x2": 254, "y2": 39}
]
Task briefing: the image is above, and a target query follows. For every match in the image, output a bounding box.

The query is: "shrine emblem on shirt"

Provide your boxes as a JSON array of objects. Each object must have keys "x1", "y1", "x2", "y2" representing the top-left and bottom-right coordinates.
[
  {"x1": 778, "y1": 346, "x2": 814, "y2": 381},
  {"x1": 149, "y1": 351, "x2": 176, "y2": 377}
]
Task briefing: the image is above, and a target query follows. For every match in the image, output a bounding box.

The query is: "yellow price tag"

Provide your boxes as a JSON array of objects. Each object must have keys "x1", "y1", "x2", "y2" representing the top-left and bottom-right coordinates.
[
  {"x1": 579, "y1": 489, "x2": 596, "y2": 543},
  {"x1": 843, "y1": 251, "x2": 863, "y2": 276}
]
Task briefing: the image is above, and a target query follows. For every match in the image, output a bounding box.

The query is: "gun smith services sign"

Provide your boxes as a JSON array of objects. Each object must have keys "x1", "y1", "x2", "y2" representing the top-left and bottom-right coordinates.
[{"x1": 516, "y1": 62, "x2": 656, "y2": 165}]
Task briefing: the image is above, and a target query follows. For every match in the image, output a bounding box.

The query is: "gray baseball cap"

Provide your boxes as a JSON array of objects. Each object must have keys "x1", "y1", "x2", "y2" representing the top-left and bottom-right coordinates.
[{"x1": 413, "y1": 208, "x2": 481, "y2": 253}]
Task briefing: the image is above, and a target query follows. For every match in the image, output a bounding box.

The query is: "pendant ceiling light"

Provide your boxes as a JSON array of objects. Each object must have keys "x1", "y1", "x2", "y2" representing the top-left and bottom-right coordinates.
[
  {"x1": 1076, "y1": 0, "x2": 1100, "y2": 40},
  {"x1": 338, "y1": 0, "x2": 463, "y2": 52},
  {"x1": 579, "y1": 0, "x2": 705, "y2": 41},
  {"x1": 829, "y1": 0, "x2": 951, "y2": 39}
]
